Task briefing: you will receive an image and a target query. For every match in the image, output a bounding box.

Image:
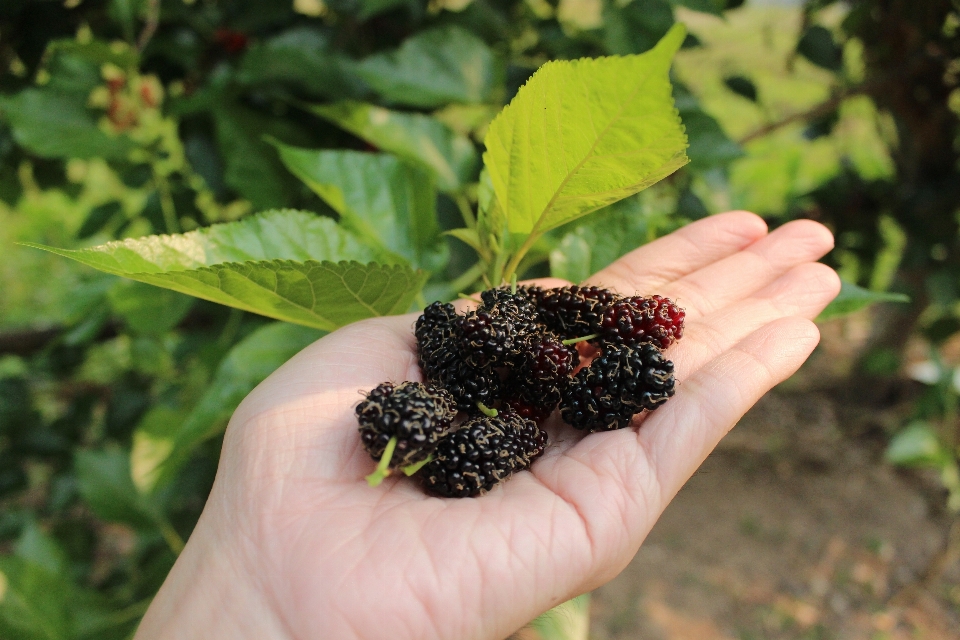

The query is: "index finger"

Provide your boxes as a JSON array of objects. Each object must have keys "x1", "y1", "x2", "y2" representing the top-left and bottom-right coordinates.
[{"x1": 585, "y1": 210, "x2": 767, "y2": 294}]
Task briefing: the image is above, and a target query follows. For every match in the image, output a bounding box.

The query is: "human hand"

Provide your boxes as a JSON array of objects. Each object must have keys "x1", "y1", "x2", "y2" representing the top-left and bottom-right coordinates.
[{"x1": 135, "y1": 211, "x2": 840, "y2": 640}]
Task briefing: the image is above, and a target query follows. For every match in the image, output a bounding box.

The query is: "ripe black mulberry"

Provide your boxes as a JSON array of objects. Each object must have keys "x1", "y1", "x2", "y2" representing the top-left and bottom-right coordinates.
[
  {"x1": 559, "y1": 344, "x2": 675, "y2": 432},
  {"x1": 537, "y1": 286, "x2": 619, "y2": 338},
  {"x1": 419, "y1": 409, "x2": 546, "y2": 497},
  {"x1": 356, "y1": 381, "x2": 458, "y2": 467}
]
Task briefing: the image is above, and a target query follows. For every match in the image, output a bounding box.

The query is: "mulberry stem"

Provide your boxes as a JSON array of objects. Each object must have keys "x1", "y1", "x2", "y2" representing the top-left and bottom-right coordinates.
[
  {"x1": 365, "y1": 436, "x2": 397, "y2": 487},
  {"x1": 562, "y1": 333, "x2": 599, "y2": 346},
  {"x1": 401, "y1": 455, "x2": 433, "y2": 476},
  {"x1": 476, "y1": 402, "x2": 499, "y2": 418}
]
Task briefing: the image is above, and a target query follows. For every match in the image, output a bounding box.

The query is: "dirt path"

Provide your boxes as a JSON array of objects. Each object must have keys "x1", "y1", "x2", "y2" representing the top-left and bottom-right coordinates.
[{"x1": 589, "y1": 389, "x2": 960, "y2": 639}]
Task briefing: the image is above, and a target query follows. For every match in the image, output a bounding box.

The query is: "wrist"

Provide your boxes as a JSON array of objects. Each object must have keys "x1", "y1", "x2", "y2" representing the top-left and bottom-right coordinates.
[{"x1": 134, "y1": 508, "x2": 290, "y2": 640}]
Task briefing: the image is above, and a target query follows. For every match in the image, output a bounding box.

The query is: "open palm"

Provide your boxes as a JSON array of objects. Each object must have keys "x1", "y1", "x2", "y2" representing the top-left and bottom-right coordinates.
[{"x1": 136, "y1": 212, "x2": 840, "y2": 640}]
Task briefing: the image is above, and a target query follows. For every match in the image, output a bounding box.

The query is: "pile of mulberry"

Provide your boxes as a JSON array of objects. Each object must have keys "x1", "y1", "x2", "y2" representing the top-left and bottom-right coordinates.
[{"x1": 357, "y1": 284, "x2": 685, "y2": 495}]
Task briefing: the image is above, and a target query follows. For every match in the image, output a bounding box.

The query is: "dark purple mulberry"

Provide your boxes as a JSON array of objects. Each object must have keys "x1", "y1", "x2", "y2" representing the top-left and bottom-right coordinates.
[
  {"x1": 356, "y1": 381, "x2": 458, "y2": 467},
  {"x1": 415, "y1": 301, "x2": 501, "y2": 412},
  {"x1": 418, "y1": 409, "x2": 546, "y2": 497},
  {"x1": 537, "y1": 286, "x2": 619, "y2": 339},
  {"x1": 461, "y1": 288, "x2": 546, "y2": 368},
  {"x1": 559, "y1": 344, "x2": 675, "y2": 432},
  {"x1": 599, "y1": 295, "x2": 685, "y2": 350},
  {"x1": 506, "y1": 334, "x2": 580, "y2": 417}
]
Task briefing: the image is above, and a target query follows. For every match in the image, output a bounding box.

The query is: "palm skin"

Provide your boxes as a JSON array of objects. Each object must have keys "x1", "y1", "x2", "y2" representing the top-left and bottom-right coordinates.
[{"x1": 135, "y1": 212, "x2": 841, "y2": 640}]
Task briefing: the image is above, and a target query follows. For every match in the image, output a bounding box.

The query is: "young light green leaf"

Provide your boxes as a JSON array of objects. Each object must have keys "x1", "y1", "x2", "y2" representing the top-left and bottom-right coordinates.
[
  {"x1": 273, "y1": 143, "x2": 444, "y2": 269},
  {"x1": 482, "y1": 23, "x2": 689, "y2": 243},
  {"x1": 24, "y1": 210, "x2": 427, "y2": 329},
  {"x1": 549, "y1": 193, "x2": 682, "y2": 282},
  {"x1": 308, "y1": 101, "x2": 479, "y2": 191},
  {"x1": 357, "y1": 26, "x2": 499, "y2": 108},
  {"x1": 885, "y1": 421, "x2": 949, "y2": 468},
  {"x1": 30, "y1": 255, "x2": 425, "y2": 331},
  {"x1": 528, "y1": 594, "x2": 591, "y2": 640},
  {"x1": 549, "y1": 233, "x2": 593, "y2": 284},
  {"x1": 817, "y1": 281, "x2": 909, "y2": 320},
  {"x1": 445, "y1": 228, "x2": 484, "y2": 254},
  {"x1": 28, "y1": 209, "x2": 376, "y2": 270},
  {"x1": 132, "y1": 323, "x2": 322, "y2": 493}
]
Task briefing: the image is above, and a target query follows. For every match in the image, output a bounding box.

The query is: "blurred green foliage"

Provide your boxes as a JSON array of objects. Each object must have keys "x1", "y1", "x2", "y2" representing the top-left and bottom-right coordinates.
[{"x1": 0, "y1": 0, "x2": 957, "y2": 636}]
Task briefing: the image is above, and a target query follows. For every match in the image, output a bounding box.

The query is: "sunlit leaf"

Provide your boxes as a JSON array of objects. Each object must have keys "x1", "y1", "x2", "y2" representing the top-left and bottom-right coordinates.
[
  {"x1": 273, "y1": 143, "x2": 444, "y2": 269},
  {"x1": 24, "y1": 210, "x2": 427, "y2": 330},
  {"x1": 817, "y1": 281, "x2": 909, "y2": 320},
  {"x1": 309, "y1": 101, "x2": 479, "y2": 191},
  {"x1": 482, "y1": 24, "x2": 689, "y2": 240},
  {"x1": 885, "y1": 422, "x2": 949, "y2": 468}
]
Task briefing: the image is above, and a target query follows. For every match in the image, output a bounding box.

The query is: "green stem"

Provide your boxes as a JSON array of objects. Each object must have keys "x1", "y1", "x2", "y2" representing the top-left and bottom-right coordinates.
[
  {"x1": 510, "y1": 273, "x2": 517, "y2": 294},
  {"x1": 448, "y1": 261, "x2": 485, "y2": 296},
  {"x1": 217, "y1": 308, "x2": 243, "y2": 348},
  {"x1": 562, "y1": 333, "x2": 599, "y2": 346},
  {"x1": 366, "y1": 436, "x2": 397, "y2": 487},
  {"x1": 476, "y1": 402, "x2": 498, "y2": 418},
  {"x1": 502, "y1": 231, "x2": 543, "y2": 284},
  {"x1": 401, "y1": 455, "x2": 433, "y2": 476},
  {"x1": 454, "y1": 194, "x2": 477, "y2": 229},
  {"x1": 155, "y1": 173, "x2": 180, "y2": 234},
  {"x1": 157, "y1": 519, "x2": 185, "y2": 555}
]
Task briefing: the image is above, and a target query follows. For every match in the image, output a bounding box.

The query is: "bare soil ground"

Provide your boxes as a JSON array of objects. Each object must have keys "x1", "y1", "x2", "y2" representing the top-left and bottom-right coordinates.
[{"x1": 588, "y1": 326, "x2": 960, "y2": 640}]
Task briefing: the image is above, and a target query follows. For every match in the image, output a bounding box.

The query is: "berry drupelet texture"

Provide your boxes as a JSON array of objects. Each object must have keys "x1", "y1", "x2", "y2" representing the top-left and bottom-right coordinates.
[
  {"x1": 537, "y1": 285, "x2": 619, "y2": 338},
  {"x1": 599, "y1": 295, "x2": 685, "y2": 350},
  {"x1": 461, "y1": 287, "x2": 546, "y2": 368},
  {"x1": 415, "y1": 301, "x2": 502, "y2": 412},
  {"x1": 559, "y1": 344, "x2": 676, "y2": 432},
  {"x1": 356, "y1": 381, "x2": 458, "y2": 467},
  {"x1": 419, "y1": 409, "x2": 546, "y2": 497},
  {"x1": 506, "y1": 334, "x2": 580, "y2": 415},
  {"x1": 504, "y1": 397, "x2": 553, "y2": 424}
]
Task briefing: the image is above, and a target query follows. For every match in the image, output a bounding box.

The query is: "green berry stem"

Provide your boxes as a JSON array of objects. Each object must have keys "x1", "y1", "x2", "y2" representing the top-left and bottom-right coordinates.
[
  {"x1": 401, "y1": 455, "x2": 433, "y2": 476},
  {"x1": 510, "y1": 273, "x2": 518, "y2": 295},
  {"x1": 476, "y1": 402, "x2": 499, "y2": 418},
  {"x1": 365, "y1": 436, "x2": 398, "y2": 487},
  {"x1": 561, "y1": 333, "x2": 600, "y2": 346}
]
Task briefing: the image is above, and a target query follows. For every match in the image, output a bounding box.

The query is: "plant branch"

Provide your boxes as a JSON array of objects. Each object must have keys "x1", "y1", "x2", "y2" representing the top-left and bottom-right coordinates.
[
  {"x1": 738, "y1": 85, "x2": 869, "y2": 145},
  {"x1": 137, "y1": 0, "x2": 162, "y2": 53},
  {"x1": 155, "y1": 173, "x2": 180, "y2": 234}
]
